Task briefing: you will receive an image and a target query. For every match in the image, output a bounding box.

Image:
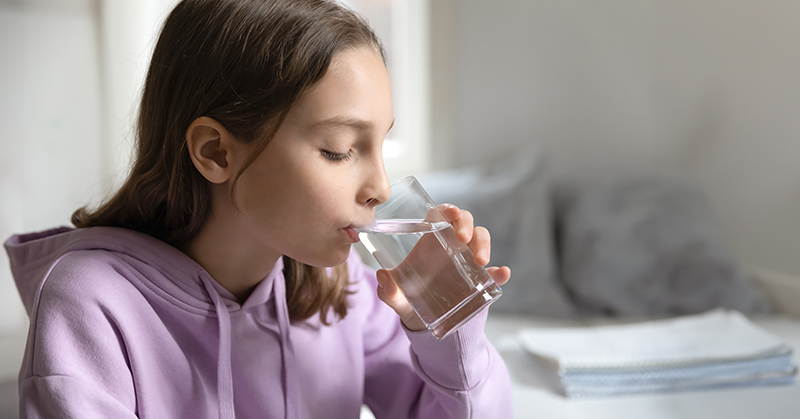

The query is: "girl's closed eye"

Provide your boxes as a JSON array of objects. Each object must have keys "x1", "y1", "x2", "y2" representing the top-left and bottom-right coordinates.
[{"x1": 321, "y1": 149, "x2": 353, "y2": 162}]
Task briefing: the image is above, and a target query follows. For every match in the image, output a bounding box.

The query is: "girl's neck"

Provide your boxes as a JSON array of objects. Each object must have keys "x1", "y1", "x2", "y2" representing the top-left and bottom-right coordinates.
[{"x1": 182, "y1": 211, "x2": 281, "y2": 303}]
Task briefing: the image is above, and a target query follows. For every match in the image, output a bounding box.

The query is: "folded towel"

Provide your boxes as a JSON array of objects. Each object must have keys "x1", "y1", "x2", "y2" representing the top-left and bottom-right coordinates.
[
  {"x1": 563, "y1": 370, "x2": 796, "y2": 398},
  {"x1": 517, "y1": 309, "x2": 797, "y2": 398}
]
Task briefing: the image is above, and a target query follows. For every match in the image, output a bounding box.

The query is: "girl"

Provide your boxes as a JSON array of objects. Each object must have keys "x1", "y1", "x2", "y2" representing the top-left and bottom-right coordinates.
[{"x1": 5, "y1": 0, "x2": 512, "y2": 417}]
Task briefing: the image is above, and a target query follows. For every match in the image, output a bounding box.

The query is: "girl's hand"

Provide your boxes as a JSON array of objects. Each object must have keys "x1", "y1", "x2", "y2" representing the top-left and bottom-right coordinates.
[{"x1": 375, "y1": 204, "x2": 512, "y2": 331}]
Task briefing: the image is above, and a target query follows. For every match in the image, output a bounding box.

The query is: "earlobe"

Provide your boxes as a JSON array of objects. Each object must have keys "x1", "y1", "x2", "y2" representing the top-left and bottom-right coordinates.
[{"x1": 186, "y1": 117, "x2": 236, "y2": 184}]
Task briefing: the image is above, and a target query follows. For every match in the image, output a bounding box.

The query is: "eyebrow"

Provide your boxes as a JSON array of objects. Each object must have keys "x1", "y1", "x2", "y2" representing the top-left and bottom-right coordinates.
[
  {"x1": 312, "y1": 116, "x2": 395, "y2": 132},
  {"x1": 312, "y1": 116, "x2": 374, "y2": 131}
]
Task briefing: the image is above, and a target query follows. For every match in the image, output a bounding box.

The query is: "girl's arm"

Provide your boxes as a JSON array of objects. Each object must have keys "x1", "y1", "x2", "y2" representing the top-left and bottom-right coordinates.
[{"x1": 352, "y1": 253, "x2": 513, "y2": 419}]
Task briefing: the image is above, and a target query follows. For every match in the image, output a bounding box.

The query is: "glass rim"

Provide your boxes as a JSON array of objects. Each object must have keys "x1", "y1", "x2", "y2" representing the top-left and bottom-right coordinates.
[{"x1": 367, "y1": 175, "x2": 439, "y2": 220}]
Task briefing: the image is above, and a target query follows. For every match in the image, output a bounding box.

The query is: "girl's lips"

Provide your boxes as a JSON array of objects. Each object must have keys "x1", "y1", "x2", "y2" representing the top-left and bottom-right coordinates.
[{"x1": 343, "y1": 226, "x2": 360, "y2": 243}]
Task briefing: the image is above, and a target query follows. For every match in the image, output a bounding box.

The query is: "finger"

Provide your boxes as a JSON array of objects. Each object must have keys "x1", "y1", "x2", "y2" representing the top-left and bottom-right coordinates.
[
  {"x1": 375, "y1": 269, "x2": 404, "y2": 308},
  {"x1": 486, "y1": 266, "x2": 512, "y2": 286},
  {"x1": 375, "y1": 270, "x2": 426, "y2": 331},
  {"x1": 438, "y1": 203, "x2": 461, "y2": 222},
  {"x1": 468, "y1": 226, "x2": 491, "y2": 266},
  {"x1": 449, "y1": 209, "x2": 474, "y2": 243},
  {"x1": 424, "y1": 204, "x2": 459, "y2": 224}
]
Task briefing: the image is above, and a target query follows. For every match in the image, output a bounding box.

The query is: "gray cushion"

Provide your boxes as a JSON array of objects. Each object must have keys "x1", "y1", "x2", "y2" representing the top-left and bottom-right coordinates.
[
  {"x1": 420, "y1": 148, "x2": 574, "y2": 317},
  {"x1": 556, "y1": 177, "x2": 772, "y2": 316}
]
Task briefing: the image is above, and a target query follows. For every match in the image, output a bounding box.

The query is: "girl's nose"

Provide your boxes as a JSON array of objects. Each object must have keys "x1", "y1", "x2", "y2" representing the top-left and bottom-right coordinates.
[
  {"x1": 368, "y1": 177, "x2": 392, "y2": 207},
  {"x1": 360, "y1": 162, "x2": 391, "y2": 207}
]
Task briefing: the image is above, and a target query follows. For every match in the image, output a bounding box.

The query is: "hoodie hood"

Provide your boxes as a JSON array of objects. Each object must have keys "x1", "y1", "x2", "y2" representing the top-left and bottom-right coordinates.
[
  {"x1": 5, "y1": 226, "x2": 232, "y2": 315},
  {"x1": 4, "y1": 226, "x2": 295, "y2": 419}
]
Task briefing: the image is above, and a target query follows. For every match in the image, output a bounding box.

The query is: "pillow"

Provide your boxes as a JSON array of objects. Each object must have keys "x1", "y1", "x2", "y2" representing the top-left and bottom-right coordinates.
[
  {"x1": 556, "y1": 177, "x2": 772, "y2": 316},
  {"x1": 420, "y1": 147, "x2": 575, "y2": 317}
]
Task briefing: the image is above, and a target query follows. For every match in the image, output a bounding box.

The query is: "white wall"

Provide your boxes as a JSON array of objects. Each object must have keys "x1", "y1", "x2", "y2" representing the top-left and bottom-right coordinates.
[
  {"x1": 0, "y1": 0, "x2": 178, "y2": 336},
  {"x1": 0, "y1": 1, "x2": 105, "y2": 335},
  {"x1": 431, "y1": 0, "x2": 800, "y2": 276}
]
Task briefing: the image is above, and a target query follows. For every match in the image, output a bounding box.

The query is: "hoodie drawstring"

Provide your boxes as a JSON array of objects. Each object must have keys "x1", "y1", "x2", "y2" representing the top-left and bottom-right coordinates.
[
  {"x1": 200, "y1": 273, "x2": 235, "y2": 419},
  {"x1": 272, "y1": 273, "x2": 299, "y2": 419}
]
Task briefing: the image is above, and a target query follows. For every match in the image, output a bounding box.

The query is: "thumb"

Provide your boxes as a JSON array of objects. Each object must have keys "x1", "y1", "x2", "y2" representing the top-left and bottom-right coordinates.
[
  {"x1": 375, "y1": 269, "x2": 404, "y2": 309},
  {"x1": 375, "y1": 269, "x2": 425, "y2": 331}
]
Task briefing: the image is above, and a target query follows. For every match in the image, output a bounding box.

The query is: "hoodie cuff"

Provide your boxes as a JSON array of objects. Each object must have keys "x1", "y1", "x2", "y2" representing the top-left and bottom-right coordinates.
[{"x1": 404, "y1": 308, "x2": 491, "y2": 390}]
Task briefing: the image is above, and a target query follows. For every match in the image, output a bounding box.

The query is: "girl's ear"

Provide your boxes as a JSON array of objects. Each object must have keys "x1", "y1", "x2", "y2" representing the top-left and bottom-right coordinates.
[{"x1": 185, "y1": 117, "x2": 239, "y2": 184}]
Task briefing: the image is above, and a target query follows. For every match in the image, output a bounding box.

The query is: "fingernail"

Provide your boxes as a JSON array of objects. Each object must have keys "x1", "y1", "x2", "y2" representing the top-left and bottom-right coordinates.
[{"x1": 476, "y1": 250, "x2": 488, "y2": 260}]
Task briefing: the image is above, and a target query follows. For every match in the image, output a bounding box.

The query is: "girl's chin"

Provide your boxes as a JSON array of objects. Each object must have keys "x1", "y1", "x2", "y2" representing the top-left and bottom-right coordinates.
[{"x1": 289, "y1": 246, "x2": 351, "y2": 268}]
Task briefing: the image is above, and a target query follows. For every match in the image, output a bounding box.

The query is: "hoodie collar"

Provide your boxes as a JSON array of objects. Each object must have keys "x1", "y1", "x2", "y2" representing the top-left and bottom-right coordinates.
[
  {"x1": 204, "y1": 257, "x2": 282, "y2": 311},
  {"x1": 198, "y1": 251, "x2": 294, "y2": 419}
]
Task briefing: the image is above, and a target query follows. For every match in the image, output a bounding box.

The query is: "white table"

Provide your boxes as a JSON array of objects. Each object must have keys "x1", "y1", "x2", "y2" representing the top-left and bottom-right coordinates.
[{"x1": 484, "y1": 313, "x2": 800, "y2": 419}]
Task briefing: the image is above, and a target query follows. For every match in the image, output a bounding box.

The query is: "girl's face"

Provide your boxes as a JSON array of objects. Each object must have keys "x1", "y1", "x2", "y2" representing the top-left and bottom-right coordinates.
[{"x1": 235, "y1": 46, "x2": 393, "y2": 268}]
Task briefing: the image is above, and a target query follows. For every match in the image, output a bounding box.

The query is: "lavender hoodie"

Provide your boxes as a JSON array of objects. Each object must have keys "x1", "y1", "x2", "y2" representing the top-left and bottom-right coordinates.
[{"x1": 5, "y1": 226, "x2": 512, "y2": 418}]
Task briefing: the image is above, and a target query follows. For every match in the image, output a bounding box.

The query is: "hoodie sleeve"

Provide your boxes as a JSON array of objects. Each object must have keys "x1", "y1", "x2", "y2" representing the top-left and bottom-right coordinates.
[
  {"x1": 351, "y1": 253, "x2": 513, "y2": 419},
  {"x1": 19, "y1": 252, "x2": 138, "y2": 418}
]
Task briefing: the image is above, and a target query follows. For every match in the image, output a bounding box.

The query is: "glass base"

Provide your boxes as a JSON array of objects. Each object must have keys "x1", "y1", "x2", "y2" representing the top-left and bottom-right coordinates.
[{"x1": 428, "y1": 282, "x2": 503, "y2": 340}]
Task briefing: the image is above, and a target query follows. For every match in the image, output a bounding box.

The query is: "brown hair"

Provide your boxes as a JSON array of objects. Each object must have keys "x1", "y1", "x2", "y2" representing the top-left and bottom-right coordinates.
[{"x1": 72, "y1": 0, "x2": 385, "y2": 324}]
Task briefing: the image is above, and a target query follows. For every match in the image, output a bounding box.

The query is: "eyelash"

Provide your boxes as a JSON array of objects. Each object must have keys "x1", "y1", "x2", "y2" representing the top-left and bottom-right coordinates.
[{"x1": 321, "y1": 150, "x2": 353, "y2": 162}]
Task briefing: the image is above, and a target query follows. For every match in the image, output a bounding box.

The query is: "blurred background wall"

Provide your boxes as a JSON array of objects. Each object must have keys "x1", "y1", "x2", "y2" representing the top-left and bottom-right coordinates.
[
  {"x1": 1, "y1": 0, "x2": 103, "y2": 336},
  {"x1": 0, "y1": 0, "x2": 176, "y2": 337},
  {"x1": 430, "y1": 0, "x2": 800, "y2": 279},
  {"x1": 1, "y1": 0, "x2": 799, "y2": 337}
]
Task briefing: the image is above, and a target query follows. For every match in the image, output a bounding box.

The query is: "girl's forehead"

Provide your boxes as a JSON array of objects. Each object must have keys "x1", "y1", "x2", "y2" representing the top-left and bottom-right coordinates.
[
  {"x1": 288, "y1": 47, "x2": 393, "y2": 127},
  {"x1": 323, "y1": 48, "x2": 390, "y2": 95}
]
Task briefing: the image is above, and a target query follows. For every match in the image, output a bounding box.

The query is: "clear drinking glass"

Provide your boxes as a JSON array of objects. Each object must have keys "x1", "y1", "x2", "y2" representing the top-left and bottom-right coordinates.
[{"x1": 356, "y1": 176, "x2": 502, "y2": 339}]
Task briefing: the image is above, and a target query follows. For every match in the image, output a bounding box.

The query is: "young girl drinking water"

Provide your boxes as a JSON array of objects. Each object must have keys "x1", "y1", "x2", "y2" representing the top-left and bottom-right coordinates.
[{"x1": 5, "y1": 0, "x2": 512, "y2": 417}]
